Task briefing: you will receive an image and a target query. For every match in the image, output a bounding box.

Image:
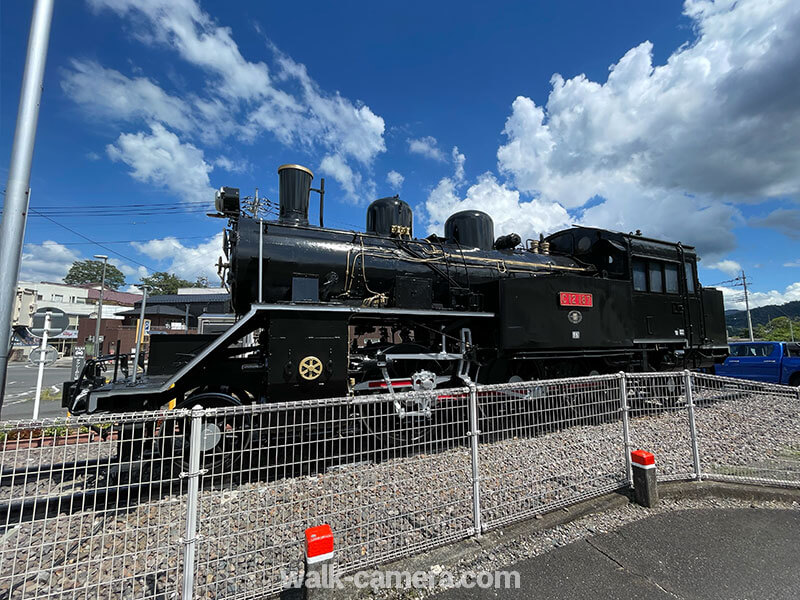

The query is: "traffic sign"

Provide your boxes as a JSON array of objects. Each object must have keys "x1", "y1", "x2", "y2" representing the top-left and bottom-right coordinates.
[
  {"x1": 71, "y1": 346, "x2": 86, "y2": 381},
  {"x1": 30, "y1": 307, "x2": 69, "y2": 338},
  {"x1": 28, "y1": 344, "x2": 59, "y2": 367},
  {"x1": 136, "y1": 318, "x2": 152, "y2": 343}
]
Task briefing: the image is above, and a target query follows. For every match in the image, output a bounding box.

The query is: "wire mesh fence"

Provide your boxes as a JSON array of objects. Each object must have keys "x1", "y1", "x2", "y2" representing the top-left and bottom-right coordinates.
[
  {"x1": 0, "y1": 372, "x2": 797, "y2": 598},
  {"x1": 624, "y1": 372, "x2": 699, "y2": 482},
  {"x1": 184, "y1": 390, "x2": 475, "y2": 598},
  {"x1": 691, "y1": 373, "x2": 800, "y2": 487},
  {"x1": 474, "y1": 375, "x2": 627, "y2": 531},
  {"x1": 0, "y1": 410, "x2": 190, "y2": 599}
]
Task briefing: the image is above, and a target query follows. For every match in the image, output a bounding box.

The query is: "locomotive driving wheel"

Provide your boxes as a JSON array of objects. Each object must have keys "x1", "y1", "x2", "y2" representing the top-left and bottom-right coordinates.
[{"x1": 159, "y1": 391, "x2": 252, "y2": 474}]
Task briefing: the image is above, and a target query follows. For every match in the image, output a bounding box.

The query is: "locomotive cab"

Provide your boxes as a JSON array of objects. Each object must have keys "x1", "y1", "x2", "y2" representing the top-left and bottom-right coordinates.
[{"x1": 545, "y1": 227, "x2": 728, "y2": 369}]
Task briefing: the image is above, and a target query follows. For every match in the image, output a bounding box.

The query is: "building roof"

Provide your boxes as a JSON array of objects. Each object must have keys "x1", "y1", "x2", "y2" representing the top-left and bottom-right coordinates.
[
  {"x1": 137, "y1": 294, "x2": 231, "y2": 305},
  {"x1": 118, "y1": 305, "x2": 188, "y2": 317},
  {"x1": 177, "y1": 287, "x2": 228, "y2": 295},
  {"x1": 86, "y1": 287, "x2": 142, "y2": 305}
]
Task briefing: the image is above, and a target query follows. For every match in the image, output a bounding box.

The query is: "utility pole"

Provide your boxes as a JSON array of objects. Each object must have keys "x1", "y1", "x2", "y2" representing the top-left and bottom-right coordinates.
[
  {"x1": 131, "y1": 285, "x2": 149, "y2": 385},
  {"x1": 93, "y1": 255, "x2": 108, "y2": 357},
  {"x1": 0, "y1": 0, "x2": 55, "y2": 410},
  {"x1": 741, "y1": 270, "x2": 754, "y2": 342}
]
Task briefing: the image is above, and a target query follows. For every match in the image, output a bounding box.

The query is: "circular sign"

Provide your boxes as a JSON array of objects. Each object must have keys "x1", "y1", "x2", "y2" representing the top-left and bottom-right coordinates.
[
  {"x1": 28, "y1": 345, "x2": 59, "y2": 367},
  {"x1": 30, "y1": 307, "x2": 70, "y2": 338},
  {"x1": 567, "y1": 310, "x2": 583, "y2": 325},
  {"x1": 298, "y1": 356, "x2": 323, "y2": 380}
]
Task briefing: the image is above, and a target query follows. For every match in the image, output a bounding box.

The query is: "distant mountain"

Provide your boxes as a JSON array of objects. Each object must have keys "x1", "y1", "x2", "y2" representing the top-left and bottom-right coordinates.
[{"x1": 725, "y1": 300, "x2": 800, "y2": 330}]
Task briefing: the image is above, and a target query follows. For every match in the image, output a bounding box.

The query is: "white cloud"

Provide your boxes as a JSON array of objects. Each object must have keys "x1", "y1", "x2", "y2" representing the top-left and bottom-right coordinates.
[
  {"x1": 408, "y1": 136, "x2": 446, "y2": 162},
  {"x1": 131, "y1": 233, "x2": 223, "y2": 281},
  {"x1": 109, "y1": 258, "x2": 148, "y2": 280},
  {"x1": 785, "y1": 259, "x2": 800, "y2": 268},
  {"x1": 386, "y1": 170, "x2": 404, "y2": 190},
  {"x1": 495, "y1": 0, "x2": 800, "y2": 257},
  {"x1": 719, "y1": 281, "x2": 800, "y2": 310},
  {"x1": 61, "y1": 59, "x2": 196, "y2": 132},
  {"x1": 106, "y1": 123, "x2": 214, "y2": 203},
  {"x1": 88, "y1": 0, "x2": 271, "y2": 101},
  {"x1": 85, "y1": 0, "x2": 385, "y2": 190},
  {"x1": 213, "y1": 156, "x2": 249, "y2": 174},
  {"x1": 19, "y1": 242, "x2": 81, "y2": 283},
  {"x1": 452, "y1": 146, "x2": 465, "y2": 183},
  {"x1": 425, "y1": 172, "x2": 570, "y2": 241},
  {"x1": 709, "y1": 259, "x2": 742, "y2": 276},
  {"x1": 317, "y1": 154, "x2": 376, "y2": 203}
]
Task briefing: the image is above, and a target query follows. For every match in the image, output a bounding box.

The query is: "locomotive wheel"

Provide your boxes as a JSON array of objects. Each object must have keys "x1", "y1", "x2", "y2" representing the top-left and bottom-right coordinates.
[{"x1": 159, "y1": 391, "x2": 252, "y2": 475}]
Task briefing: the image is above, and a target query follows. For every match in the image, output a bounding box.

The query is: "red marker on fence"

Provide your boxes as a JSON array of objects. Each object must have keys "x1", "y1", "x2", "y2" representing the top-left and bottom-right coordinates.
[
  {"x1": 304, "y1": 524, "x2": 335, "y2": 597},
  {"x1": 631, "y1": 450, "x2": 659, "y2": 507},
  {"x1": 305, "y1": 524, "x2": 334, "y2": 564}
]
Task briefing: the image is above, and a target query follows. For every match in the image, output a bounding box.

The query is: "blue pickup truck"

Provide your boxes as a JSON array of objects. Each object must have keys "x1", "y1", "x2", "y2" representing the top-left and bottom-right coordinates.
[{"x1": 715, "y1": 341, "x2": 800, "y2": 386}]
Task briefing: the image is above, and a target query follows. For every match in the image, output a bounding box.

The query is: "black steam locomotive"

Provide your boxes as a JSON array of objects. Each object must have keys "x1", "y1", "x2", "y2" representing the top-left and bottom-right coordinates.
[{"x1": 64, "y1": 164, "x2": 727, "y2": 419}]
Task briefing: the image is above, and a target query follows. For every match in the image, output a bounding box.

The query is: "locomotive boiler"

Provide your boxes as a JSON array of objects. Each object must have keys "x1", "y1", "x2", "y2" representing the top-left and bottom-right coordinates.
[{"x1": 64, "y1": 163, "x2": 728, "y2": 425}]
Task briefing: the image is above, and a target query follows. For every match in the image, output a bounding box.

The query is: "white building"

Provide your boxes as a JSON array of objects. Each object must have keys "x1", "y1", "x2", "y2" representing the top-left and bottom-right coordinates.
[{"x1": 13, "y1": 281, "x2": 136, "y2": 357}]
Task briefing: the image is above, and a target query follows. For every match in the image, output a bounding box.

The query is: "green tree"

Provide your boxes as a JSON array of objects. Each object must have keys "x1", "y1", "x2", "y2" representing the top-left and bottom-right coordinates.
[
  {"x1": 194, "y1": 275, "x2": 210, "y2": 288},
  {"x1": 140, "y1": 271, "x2": 193, "y2": 296},
  {"x1": 753, "y1": 316, "x2": 799, "y2": 342},
  {"x1": 64, "y1": 260, "x2": 126, "y2": 290}
]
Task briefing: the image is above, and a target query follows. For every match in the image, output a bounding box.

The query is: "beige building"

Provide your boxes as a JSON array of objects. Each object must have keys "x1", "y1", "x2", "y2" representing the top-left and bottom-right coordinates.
[
  {"x1": 13, "y1": 286, "x2": 37, "y2": 327},
  {"x1": 12, "y1": 281, "x2": 139, "y2": 358}
]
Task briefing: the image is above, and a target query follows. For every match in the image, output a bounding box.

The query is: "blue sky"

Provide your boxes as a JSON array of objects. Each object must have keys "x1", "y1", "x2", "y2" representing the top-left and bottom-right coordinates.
[{"x1": 2, "y1": 0, "x2": 799, "y2": 309}]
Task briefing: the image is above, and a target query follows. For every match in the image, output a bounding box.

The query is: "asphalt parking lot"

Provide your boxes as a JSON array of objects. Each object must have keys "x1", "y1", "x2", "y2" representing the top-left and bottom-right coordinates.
[
  {"x1": 431, "y1": 507, "x2": 800, "y2": 600},
  {"x1": 1, "y1": 363, "x2": 70, "y2": 421}
]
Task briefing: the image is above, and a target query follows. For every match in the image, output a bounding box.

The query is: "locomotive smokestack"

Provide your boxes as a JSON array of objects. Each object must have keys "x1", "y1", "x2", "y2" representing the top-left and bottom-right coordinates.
[{"x1": 278, "y1": 164, "x2": 313, "y2": 226}]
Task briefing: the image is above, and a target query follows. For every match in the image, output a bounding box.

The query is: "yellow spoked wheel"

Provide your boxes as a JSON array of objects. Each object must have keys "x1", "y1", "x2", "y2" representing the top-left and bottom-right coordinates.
[{"x1": 298, "y1": 356, "x2": 323, "y2": 381}]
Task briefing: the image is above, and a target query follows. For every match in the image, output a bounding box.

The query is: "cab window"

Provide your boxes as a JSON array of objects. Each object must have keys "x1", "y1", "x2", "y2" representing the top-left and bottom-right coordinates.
[
  {"x1": 648, "y1": 262, "x2": 663, "y2": 293},
  {"x1": 685, "y1": 262, "x2": 696, "y2": 293},
  {"x1": 632, "y1": 259, "x2": 647, "y2": 291},
  {"x1": 665, "y1": 263, "x2": 679, "y2": 293}
]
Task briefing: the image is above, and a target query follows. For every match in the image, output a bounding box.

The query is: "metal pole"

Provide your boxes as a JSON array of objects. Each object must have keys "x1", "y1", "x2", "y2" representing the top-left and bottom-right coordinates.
[
  {"x1": 684, "y1": 370, "x2": 702, "y2": 481},
  {"x1": 258, "y1": 219, "x2": 263, "y2": 303},
  {"x1": 184, "y1": 304, "x2": 190, "y2": 331},
  {"x1": 619, "y1": 372, "x2": 633, "y2": 486},
  {"x1": 741, "y1": 270, "x2": 754, "y2": 341},
  {"x1": 32, "y1": 311, "x2": 51, "y2": 419},
  {"x1": 181, "y1": 405, "x2": 205, "y2": 599},
  {"x1": 0, "y1": 0, "x2": 55, "y2": 410},
  {"x1": 131, "y1": 286, "x2": 148, "y2": 384},
  {"x1": 467, "y1": 383, "x2": 482, "y2": 536},
  {"x1": 93, "y1": 256, "x2": 108, "y2": 357}
]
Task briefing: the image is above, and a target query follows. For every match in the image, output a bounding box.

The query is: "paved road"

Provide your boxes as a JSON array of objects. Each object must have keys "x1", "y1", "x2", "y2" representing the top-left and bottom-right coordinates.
[
  {"x1": 433, "y1": 508, "x2": 800, "y2": 600},
  {"x1": 1, "y1": 363, "x2": 71, "y2": 421}
]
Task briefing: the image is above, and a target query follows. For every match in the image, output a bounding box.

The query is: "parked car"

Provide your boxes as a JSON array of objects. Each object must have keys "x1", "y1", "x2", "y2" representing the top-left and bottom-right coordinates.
[{"x1": 715, "y1": 341, "x2": 800, "y2": 386}]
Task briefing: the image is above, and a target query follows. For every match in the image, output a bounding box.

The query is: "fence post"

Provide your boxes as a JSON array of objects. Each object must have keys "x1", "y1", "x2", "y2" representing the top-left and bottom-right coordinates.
[
  {"x1": 619, "y1": 372, "x2": 633, "y2": 486},
  {"x1": 684, "y1": 370, "x2": 702, "y2": 481},
  {"x1": 467, "y1": 383, "x2": 482, "y2": 536},
  {"x1": 182, "y1": 406, "x2": 205, "y2": 599}
]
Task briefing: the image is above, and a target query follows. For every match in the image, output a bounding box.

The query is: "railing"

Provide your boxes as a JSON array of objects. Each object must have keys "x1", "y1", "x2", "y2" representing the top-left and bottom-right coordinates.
[{"x1": 0, "y1": 372, "x2": 797, "y2": 598}]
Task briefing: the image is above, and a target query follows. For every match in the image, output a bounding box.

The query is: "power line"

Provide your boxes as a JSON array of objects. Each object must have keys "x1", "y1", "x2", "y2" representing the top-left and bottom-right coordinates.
[
  {"x1": 33, "y1": 236, "x2": 214, "y2": 246},
  {"x1": 29, "y1": 209, "x2": 157, "y2": 271}
]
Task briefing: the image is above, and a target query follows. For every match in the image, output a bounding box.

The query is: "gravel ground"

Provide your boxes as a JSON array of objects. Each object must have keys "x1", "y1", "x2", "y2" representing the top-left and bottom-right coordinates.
[{"x1": 0, "y1": 387, "x2": 797, "y2": 599}]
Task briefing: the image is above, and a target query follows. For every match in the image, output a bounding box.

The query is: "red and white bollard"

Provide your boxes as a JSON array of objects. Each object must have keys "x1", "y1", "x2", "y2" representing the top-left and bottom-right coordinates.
[
  {"x1": 304, "y1": 524, "x2": 335, "y2": 598},
  {"x1": 631, "y1": 449, "x2": 659, "y2": 508}
]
